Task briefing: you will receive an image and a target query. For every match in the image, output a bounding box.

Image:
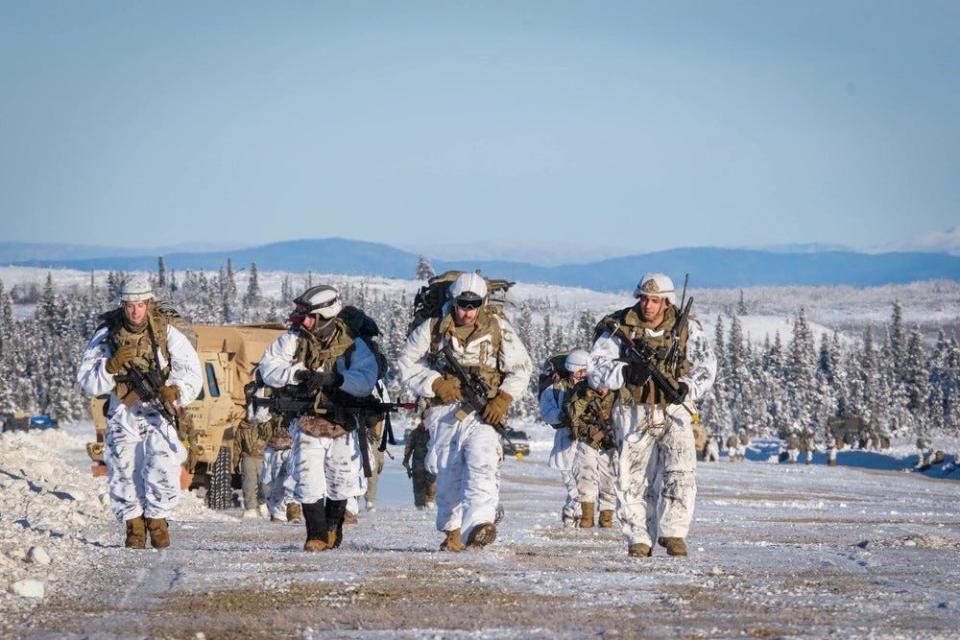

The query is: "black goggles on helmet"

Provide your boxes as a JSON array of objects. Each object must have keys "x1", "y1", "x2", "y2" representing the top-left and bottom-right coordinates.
[
  {"x1": 289, "y1": 298, "x2": 338, "y2": 324},
  {"x1": 454, "y1": 295, "x2": 483, "y2": 310}
]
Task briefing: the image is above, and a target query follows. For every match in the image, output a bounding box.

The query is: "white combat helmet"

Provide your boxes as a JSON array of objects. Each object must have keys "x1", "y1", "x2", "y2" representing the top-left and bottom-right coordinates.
[
  {"x1": 119, "y1": 275, "x2": 154, "y2": 303},
  {"x1": 294, "y1": 285, "x2": 343, "y2": 320},
  {"x1": 564, "y1": 349, "x2": 590, "y2": 373},
  {"x1": 448, "y1": 272, "x2": 488, "y2": 303},
  {"x1": 633, "y1": 272, "x2": 676, "y2": 305}
]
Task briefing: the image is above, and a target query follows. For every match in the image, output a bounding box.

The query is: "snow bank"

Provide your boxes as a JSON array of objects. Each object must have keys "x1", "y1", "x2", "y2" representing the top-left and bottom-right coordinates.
[{"x1": 0, "y1": 423, "x2": 220, "y2": 614}]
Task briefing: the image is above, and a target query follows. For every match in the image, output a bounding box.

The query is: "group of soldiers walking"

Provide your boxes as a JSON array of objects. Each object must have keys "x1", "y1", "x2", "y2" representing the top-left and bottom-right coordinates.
[{"x1": 78, "y1": 269, "x2": 717, "y2": 557}]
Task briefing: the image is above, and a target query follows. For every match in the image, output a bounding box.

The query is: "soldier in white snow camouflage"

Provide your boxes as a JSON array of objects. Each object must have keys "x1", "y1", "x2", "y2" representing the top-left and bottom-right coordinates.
[
  {"x1": 77, "y1": 275, "x2": 202, "y2": 549},
  {"x1": 590, "y1": 273, "x2": 716, "y2": 558},
  {"x1": 539, "y1": 350, "x2": 590, "y2": 527},
  {"x1": 257, "y1": 285, "x2": 378, "y2": 551},
  {"x1": 398, "y1": 272, "x2": 533, "y2": 551}
]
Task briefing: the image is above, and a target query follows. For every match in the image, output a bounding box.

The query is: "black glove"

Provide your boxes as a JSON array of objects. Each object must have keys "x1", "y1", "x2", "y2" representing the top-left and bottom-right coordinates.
[
  {"x1": 669, "y1": 381, "x2": 689, "y2": 405},
  {"x1": 624, "y1": 360, "x2": 651, "y2": 385},
  {"x1": 294, "y1": 369, "x2": 344, "y2": 394}
]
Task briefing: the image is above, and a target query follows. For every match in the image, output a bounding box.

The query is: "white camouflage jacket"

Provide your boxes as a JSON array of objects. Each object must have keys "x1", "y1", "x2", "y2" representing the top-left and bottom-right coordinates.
[
  {"x1": 398, "y1": 309, "x2": 533, "y2": 402},
  {"x1": 76, "y1": 325, "x2": 202, "y2": 412},
  {"x1": 589, "y1": 316, "x2": 717, "y2": 403},
  {"x1": 257, "y1": 331, "x2": 378, "y2": 398}
]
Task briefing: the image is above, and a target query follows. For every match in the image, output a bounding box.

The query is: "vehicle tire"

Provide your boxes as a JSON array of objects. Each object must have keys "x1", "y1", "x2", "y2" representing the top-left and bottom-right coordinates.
[{"x1": 207, "y1": 446, "x2": 233, "y2": 510}]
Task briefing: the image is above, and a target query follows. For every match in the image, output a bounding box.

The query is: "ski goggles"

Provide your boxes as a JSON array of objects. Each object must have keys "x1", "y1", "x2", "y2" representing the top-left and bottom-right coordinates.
[{"x1": 454, "y1": 296, "x2": 483, "y2": 310}]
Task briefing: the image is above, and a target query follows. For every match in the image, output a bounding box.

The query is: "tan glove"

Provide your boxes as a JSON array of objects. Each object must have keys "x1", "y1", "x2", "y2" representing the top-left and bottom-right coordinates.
[
  {"x1": 105, "y1": 344, "x2": 136, "y2": 375},
  {"x1": 482, "y1": 391, "x2": 513, "y2": 427},
  {"x1": 431, "y1": 376, "x2": 462, "y2": 403},
  {"x1": 589, "y1": 426, "x2": 606, "y2": 444},
  {"x1": 160, "y1": 385, "x2": 180, "y2": 405},
  {"x1": 121, "y1": 390, "x2": 141, "y2": 407}
]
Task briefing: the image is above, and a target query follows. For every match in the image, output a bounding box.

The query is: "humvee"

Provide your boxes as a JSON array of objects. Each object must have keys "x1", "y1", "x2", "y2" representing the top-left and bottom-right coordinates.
[{"x1": 86, "y1": 323, "x2": 285, "y2": 510}]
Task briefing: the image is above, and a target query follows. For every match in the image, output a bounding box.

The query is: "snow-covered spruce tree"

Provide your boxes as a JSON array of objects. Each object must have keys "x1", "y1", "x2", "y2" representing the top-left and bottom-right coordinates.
[
  {"x1": 902, "y1": 326, "x2": 929, "y2": 430},
  {"x1": 785, "y1": 308, "x2": 817, "y2": 432},
  {"x1": 726, "y1": 314, "x2": 749, "y2": 432},
  {"x1": 889, "y1": 301, "x2": 906, "y2": 374},
  {"x1": 576, "y1": 309, "x2": 596, "y2": 348},
  {"x1": 702, "y1": 315, "x2": 731, "y2": 434},
  {"x1": 929, "y1": 384, "x2": 946, "y2": 432},
  {"x1": 415, "y1": 255, "x2": 435, "y2": 281},
  {"x1": 243, "y1": 261, "x2": 261, "y2": 319}
]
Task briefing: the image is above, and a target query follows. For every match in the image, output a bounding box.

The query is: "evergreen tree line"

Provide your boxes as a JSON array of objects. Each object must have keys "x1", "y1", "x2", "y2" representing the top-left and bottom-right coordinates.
[
  {"x1": 699, "y1": 304, "x2": 960, "y2": 443},
  {"x1": 2, "y1": 264, "x2": 958, "y2": 444}
]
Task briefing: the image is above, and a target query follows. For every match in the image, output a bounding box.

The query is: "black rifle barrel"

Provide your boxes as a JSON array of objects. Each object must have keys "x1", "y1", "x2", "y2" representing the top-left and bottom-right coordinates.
[{"x1": 436, "y1": 344, "x2": 521, "y2": 453}]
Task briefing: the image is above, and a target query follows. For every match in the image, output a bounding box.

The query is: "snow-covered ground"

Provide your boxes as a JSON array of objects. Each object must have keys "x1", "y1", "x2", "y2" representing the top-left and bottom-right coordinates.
[{"x1": 2, "y1": 420, "x2": 959, "y2": 639}]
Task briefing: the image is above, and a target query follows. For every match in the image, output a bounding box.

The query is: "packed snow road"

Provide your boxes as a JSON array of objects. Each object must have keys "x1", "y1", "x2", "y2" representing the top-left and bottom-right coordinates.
[{"x1": 3, "y1": 425, "x2": 959, "y2": 639}]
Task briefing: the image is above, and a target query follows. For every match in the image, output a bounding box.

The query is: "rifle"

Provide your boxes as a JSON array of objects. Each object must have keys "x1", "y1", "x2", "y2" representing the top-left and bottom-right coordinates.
[
  {"x1": 250, "y1": 389, "x2": 414, "y2": 478},
  {"x1": 610, "y1": 296, "x2": 695, "y2": 413},
  {"x1": 115, "y1": 366, "x2": 178, "y2": 425},
  {"x1": 434, "y1": 343, "x2": 523, "y2": 458},
  {"x1": 250, "y1": 393, "x2": 413, "y2": 416}
]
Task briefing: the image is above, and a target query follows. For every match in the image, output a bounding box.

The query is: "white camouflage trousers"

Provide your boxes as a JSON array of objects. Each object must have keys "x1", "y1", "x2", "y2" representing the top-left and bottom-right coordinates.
[
  {"x1": 614, "y1": 404, "x2": 697, "y2": 547},
  {"x1": 573, "y1": 442, "x2": 616, "y2": 511},
  {"x1": 548, "y1": 428, "x2": 580, "y2": 520},
  {"x1": 260, "y1": 447, "x2": 295, "y2": 519},
  {"x1": 289, "y1": 422, "x2": 367, "y2": 504},
  {"x1": 426, "y1": 406, "x2": 501, "y2": 544},
  {"x1": 104, "y1": 403, "x2": 187, "y2": 522}
]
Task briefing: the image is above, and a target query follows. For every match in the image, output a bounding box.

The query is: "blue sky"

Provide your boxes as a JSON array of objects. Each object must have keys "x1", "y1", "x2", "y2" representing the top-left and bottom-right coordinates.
[{"x1": 1, "y1": 1, "x2": 957, "y2": 254}]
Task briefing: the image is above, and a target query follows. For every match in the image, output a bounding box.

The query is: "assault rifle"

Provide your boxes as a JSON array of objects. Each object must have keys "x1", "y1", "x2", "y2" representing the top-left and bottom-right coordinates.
[
  {"x1": 115, "y1": 366, "x2": 178, "y2": 426},
  {"x1": 250, "y1": 393, "x2": 413, "y2": 417},
  {"x1": 612, "y1": 295, "x2": 695, "y2": 412},
  {"x1": 434, "y1": 344, "x2": 524, "y2": 458},
  {"x1": 250, "y1": 388, "x2": 414, "y2": 478}
]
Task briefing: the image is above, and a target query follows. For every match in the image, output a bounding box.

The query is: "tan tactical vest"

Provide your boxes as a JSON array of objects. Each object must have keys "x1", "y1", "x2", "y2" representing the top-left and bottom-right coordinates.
[
  {"x1": 565, "y1": 382, "x2": 616, "y2": 450},
  {"x1": 429, "y1": 307, "x2": 505, "y2": 397},
  {"x1": 292, "y1": 318, "x2": 357, "y2": 409},
  {"x1": 602, "y1": 304, "x2": 691, "y2": 406},
  {"x1": 103, "y1": 307, "x2": 171, "y2": 399}
]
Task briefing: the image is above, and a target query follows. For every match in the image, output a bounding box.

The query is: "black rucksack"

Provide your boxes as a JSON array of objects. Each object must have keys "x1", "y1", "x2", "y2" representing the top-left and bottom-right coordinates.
[
  {"x1": 407, "y1": 270, "x2": 514, "y2": 335},
  {"x1": 537, "y1": 353, "x2": 570, "y2": 396}
]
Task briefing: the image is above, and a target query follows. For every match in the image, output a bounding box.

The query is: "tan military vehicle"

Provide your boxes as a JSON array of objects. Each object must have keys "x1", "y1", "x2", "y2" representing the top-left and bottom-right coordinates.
[{"x1": 86, "y1": 323, "x2": 285, "y2": 510}]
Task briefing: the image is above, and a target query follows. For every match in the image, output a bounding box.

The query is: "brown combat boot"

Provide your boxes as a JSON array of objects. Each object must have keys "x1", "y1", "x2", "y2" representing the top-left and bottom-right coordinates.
[
  {"x1": 658, "y1": 536, "x2": 688, "y2": 556},
  {"x1": 303, "y1": 538, "x2": 328, "y2": 552},
  {"x1": 326, "y1": 528, "x2": 343, "y2": 549},
  {"x1": 344, "y1": 510, "x2": 359, "y2": 525},
  {"x1": 286, "y1": 502, "x2": 302, "y2": 522},
  {"x1": 145, "y1": 518, "x2": 170, "y2": 550},
  {"x1": 598, "y1": 509, "x2": 615, "y2": 528},
  {"x1": 628, "y1": 543, "x2": 652, "y2": 557},
  {"x1": 466, "y1": 522, "x2": 497, "y2": 548},
  {"x1": 440, "y1": 528, "x2": 464, "y2": 552},
  {"x1": 579, "y1": 501, "x2": 595, "y2": 529},
  {"x1": 124, "y1": 516, "x2": 146, "y2": 549}
]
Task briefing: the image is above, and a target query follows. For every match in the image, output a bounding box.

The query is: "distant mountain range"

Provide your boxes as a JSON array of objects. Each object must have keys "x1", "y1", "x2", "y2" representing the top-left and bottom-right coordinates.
[{"x1": 3, "y1": 238, "x2": 959, "y2": 291}]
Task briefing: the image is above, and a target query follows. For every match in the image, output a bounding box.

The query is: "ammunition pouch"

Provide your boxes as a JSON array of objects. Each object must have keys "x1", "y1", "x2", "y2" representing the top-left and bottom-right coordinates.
[
  {"x1": 237, "y1": 422, "x2": 265, "y2": 456},
  {"x1": 266, "y1": 434, "x2": 294, "y2": 450},
  {"x1": 298, "y1": 415, "x2": 349, "y2": 439}
]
